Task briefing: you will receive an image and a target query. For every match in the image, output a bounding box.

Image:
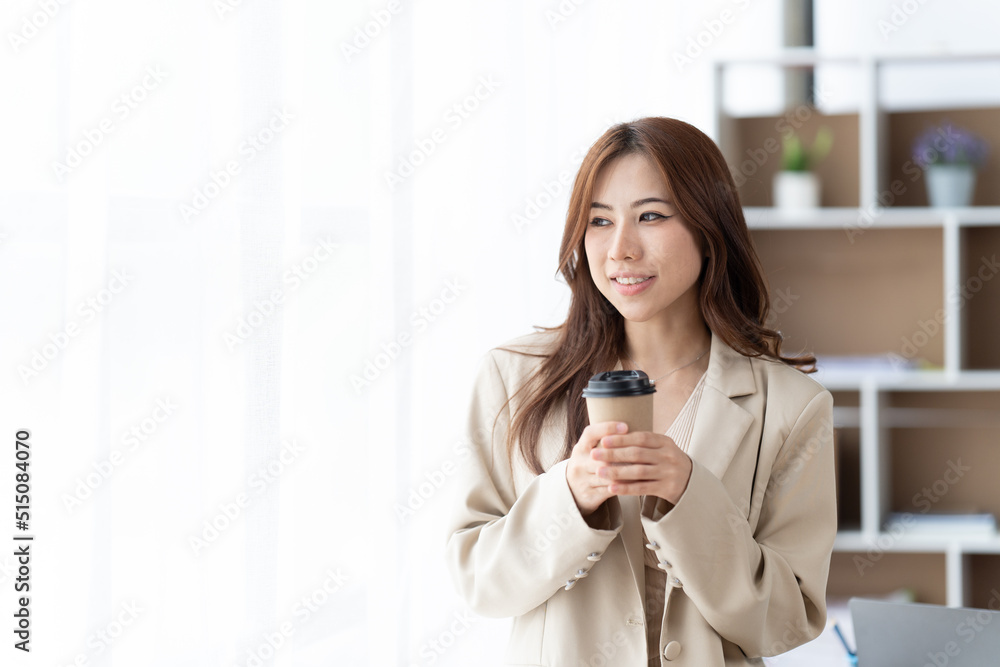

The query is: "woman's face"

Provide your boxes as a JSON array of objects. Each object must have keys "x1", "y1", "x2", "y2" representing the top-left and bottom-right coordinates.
[{"x1": 584, "y1": 152, "x2": 706, "y2": 325}]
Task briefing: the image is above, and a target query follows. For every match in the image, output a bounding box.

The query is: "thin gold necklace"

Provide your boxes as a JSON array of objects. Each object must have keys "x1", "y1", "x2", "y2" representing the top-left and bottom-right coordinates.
[{"x1": 624, "y1": 346, "x2": 709, "y2": 386}]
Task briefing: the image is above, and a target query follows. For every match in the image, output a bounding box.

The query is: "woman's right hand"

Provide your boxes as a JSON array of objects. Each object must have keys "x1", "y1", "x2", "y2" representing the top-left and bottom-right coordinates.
[{"x1": 566, "y1": 421, "x2": 627, "y2": 517}]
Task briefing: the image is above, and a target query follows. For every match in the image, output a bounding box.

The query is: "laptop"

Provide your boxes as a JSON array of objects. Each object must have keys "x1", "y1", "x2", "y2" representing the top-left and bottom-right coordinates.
[{"x1": 850, "y1": 597, "x2": 1000, "y2": 666}]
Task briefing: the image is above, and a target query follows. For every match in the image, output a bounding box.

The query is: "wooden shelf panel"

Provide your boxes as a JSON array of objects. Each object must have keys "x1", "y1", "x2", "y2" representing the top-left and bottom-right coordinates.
[
  {"x1": 962, "y1": 226, "x2": 1000, "y2": 370},
  {"x1": 887, "y1": 391, "x2": 1000, "y2": 518},
  {"x1": 828, "y1": 551, "x2": 946, "y2": 605},
  {"x1": 835, "y1": 425, "x2": 862, "y2": 532},
  {"x1": 751, "y1": 227, "x2": 944, "y2": 364},
  {"x1": 832, "y1": 391, "x2": 862, "y2": 532},
  {"x1": 968, "y1": 555, "x2": 1000, "y2": 608}
]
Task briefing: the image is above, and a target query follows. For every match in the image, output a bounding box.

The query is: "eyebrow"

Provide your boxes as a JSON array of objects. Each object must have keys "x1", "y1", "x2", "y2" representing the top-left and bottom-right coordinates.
[{"x1": 590, "y1": 197, "x2": 672, "y2": 210}]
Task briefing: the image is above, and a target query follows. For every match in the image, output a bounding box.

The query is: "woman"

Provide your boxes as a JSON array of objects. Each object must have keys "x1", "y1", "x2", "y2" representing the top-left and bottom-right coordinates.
[{"x1": 444, "y1": 117, "x2": 837, "y2": 666}]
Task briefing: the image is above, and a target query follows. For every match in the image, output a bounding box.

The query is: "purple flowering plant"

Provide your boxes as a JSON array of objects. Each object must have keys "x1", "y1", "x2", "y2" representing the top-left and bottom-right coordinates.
[{"x1": 912, "y1": 121, "x2": 989, "y2": 169}]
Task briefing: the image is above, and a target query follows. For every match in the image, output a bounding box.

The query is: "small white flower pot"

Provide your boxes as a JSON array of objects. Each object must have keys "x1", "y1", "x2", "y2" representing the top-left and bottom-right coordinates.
[
  {"x1": 773, "y1": 171, "x2": 820, "y2": 210},
  {"x1": 924, "y1": 164, "x2": 977, "y2": 207}
]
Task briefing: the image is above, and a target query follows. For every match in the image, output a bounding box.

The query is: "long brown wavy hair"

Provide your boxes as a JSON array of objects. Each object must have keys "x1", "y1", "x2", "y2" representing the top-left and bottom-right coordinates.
[{"x1": 495, "y1": 117, "x2": 816, "y2": 475}]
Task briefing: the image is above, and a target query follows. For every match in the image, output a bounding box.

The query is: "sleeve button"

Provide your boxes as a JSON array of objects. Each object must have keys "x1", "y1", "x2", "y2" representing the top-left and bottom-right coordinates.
[
  {"x1": 564, "y1": 579, "x2": 577, "y2": 591},
  {"x1": 574, "y1": 569, "x2": 589, "y2": 579},
  {"x1": 644, "y1": 541, "x2": 659, "y2": 550},
  {"x1": 587, "y1": 552, "x2": 602, "y2": 562}
]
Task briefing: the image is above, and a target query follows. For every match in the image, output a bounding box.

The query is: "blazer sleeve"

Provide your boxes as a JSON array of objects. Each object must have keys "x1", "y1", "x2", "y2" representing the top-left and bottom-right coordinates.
[
  {"x1": 444, "y1": 350, "x2": 624, "y2": 618},
  {"x1": 641, "y1": 387, "x2": 836, "y2": 657}
]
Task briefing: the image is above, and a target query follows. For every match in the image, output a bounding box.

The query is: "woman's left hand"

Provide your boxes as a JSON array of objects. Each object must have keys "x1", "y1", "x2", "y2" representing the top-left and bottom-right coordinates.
[{"x1": 589, "y1": 427, "x2": 692, "y2": 505}]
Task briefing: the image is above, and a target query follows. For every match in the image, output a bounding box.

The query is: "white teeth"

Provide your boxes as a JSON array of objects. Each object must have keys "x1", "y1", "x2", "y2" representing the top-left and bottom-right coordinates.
[{"x1": 615, "y1": 276, "x2": 650, "y2": 285}]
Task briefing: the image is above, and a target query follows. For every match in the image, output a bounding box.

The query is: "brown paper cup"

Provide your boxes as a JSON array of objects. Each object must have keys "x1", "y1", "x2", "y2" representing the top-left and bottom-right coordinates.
[{"x1": 585, "y1": 393, "x2": 654, "y2": 433}]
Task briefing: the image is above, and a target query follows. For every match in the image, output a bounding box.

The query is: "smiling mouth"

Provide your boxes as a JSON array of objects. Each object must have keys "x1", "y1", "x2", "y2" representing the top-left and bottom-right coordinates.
[{"x1": 613, "y1": 276, "x2": 652, "y2": 285}]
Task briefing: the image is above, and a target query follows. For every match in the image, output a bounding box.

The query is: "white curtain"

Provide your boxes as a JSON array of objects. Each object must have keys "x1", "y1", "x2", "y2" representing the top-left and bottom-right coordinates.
[{"x1": 0, "y1": 1, "x2": 800, "y2": 665}]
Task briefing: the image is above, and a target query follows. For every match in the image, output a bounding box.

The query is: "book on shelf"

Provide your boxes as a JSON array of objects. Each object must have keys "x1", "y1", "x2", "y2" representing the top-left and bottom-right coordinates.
[{"x1": 883, "y1": 512, "x2": 997, "y2": 538}]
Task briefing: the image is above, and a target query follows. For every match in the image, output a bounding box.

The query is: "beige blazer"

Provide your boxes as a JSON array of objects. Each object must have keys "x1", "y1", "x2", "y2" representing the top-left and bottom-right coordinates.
[{"x1": 444, "y1": 327, "x2": 837, "y2": 666}]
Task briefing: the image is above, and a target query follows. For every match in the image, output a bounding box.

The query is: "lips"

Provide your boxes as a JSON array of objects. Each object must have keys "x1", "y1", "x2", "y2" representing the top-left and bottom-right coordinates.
[
  {"x1": 613, "y1": 276, "x2": 651, "y2": 285},
  {"x1": 611, "y1": 275, "x2": 655, "y2": 296},
  {"x1": 609, "y1": 271, "x2": 654, "y2": 281}
]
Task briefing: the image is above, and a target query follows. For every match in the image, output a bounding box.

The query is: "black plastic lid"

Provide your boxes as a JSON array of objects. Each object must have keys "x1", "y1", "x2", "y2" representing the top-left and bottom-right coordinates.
[{"x1": 581, "y1": 370, "x2": 656, "y2": 398}]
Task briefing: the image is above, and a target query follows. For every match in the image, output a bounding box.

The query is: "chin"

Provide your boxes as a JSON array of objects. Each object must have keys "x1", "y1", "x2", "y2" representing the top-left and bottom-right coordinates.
[{"x1": 614, "y1": 306, "x2": 655, "y2": 322}]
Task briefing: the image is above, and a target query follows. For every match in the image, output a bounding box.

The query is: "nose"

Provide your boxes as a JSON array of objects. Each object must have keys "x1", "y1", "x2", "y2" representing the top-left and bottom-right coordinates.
[{"x1": 608, "y1": 220, "x2": 641, "y2": 261}]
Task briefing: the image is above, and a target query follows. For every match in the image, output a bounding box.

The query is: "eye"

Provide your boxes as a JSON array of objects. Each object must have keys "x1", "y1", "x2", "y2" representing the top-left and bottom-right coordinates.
[
  {"x1": 640, "y1": 211, "x2": 669, "y2": 222},
  {"x1": 589, "y1": 217, "x2": 611, "y2": 227}
]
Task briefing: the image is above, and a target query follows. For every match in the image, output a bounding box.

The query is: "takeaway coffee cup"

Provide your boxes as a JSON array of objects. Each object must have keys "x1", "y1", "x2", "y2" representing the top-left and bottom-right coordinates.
[{"x1": 582, "y1": 370, "x2": 656, "y2": 433}]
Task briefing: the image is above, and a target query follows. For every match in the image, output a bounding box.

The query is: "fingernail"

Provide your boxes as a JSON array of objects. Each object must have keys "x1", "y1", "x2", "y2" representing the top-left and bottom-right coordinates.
[{"x1": 617, "y1": 423, "x2": 627, "y2": 433}]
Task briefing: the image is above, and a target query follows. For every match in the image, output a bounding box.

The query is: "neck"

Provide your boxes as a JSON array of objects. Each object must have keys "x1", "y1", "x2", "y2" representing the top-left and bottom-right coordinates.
[{"x1": 622, "y1": 293, "x2": 711, "y2": 377}]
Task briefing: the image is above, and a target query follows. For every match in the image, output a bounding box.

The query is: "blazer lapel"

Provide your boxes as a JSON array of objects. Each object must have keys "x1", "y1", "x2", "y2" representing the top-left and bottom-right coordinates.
[{"x1": 685, "y1": 329, "x2": 757, "y2": 480}]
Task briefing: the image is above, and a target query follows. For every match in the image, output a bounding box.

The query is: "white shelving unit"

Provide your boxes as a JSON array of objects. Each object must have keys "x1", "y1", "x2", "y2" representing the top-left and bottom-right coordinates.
[{"x1": 713, "y1": 51, "x2": 1000, "y2": 609}]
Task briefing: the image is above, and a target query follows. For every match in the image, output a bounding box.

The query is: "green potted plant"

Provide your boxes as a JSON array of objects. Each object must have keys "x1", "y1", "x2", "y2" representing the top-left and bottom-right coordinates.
[
  {"x1": 912, "y1": 121, "x2": 989, "y2": 207},
  {"x1": 773, "y1": 125, "x2": 833, "y2": 210}
]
